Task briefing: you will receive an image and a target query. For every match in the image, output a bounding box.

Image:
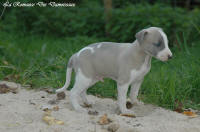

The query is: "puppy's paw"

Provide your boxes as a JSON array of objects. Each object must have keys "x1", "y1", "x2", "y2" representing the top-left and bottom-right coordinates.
[{"x1": 81, "y1": 99, "x2": 94, "y2": 108}]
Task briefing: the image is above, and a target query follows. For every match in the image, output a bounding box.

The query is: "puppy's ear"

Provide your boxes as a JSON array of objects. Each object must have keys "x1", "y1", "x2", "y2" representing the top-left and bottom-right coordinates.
[{"x1": 135, "y1": 29, "x2": 148, "y2": 44}]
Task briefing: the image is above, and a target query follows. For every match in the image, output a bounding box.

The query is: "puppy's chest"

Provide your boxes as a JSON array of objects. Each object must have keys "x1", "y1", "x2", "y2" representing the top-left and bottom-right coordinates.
[{"x1": 130, "y1": 63, "x2": 150, "y2": 82}]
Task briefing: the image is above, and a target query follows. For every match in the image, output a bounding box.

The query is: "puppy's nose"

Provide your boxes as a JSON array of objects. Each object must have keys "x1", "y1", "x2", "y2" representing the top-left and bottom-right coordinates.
[{"x1": 168, "y1": 55, "x2": 172, "y2": 60}]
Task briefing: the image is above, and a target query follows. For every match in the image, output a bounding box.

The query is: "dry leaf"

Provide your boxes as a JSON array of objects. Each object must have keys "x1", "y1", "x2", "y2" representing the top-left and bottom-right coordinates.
[
  {"x1": 83, "y1": 103, "x2": 92, "y2": 108},
  {"x1": 54, "y1": 119, "x2": 64, "y2": 125},
  {"x1": 174, "y1": 99, "x2": 183, "y2": 113},
  {"x1": 88, "y1": 110, "x2": 98, "y2": 115},
  {"x1": 3, "y1": 60, "x2": 8, "y2": 65},
  {"x1": 42, "y1": 105, "x2": 59, "y2": 112},
  {"x1": 43, "y1": 116, "x2": 55, "y2": 125},
  {"x1": 44, "y1": 110, "x2": 52, "y2": 116},
  {"x1": 53, "y1": 106, "x2": 59, "y2": 111},
  {"x1": 182, "y1": 111, "x2": 197, "y2": 118},
  {"x1": 43, "y1": 111, "x2": 64, "y2": 125},
  {"x1": 120, "y1": 113, "x2": 136, "y2": 118},
  {"x1": 43, "y1": 116, "x2": 64, "y2": 125},
  {"x1": 44, "y1": 89, "x2": 54, "y2": 94},
  {"x1": 4, "y1": 122, "x2": 20, "y2": 127},
  {"x1": 98, "y1": 114, "x2": 112, "y2": 125}
]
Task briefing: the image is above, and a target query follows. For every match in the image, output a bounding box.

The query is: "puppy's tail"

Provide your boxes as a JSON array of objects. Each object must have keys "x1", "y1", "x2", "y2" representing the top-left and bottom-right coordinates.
[{"x1": 56, "y1": 56, "x2": 73, "y2": 93}]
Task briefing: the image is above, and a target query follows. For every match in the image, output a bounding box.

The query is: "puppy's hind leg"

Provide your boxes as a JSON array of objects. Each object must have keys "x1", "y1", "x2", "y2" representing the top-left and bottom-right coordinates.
[
  {"x1": 80, "y1": 80, "x2": 97, "y2": 106},
  {"x1": 70, "y1": 69, "x2": 93, "y2": 113}
]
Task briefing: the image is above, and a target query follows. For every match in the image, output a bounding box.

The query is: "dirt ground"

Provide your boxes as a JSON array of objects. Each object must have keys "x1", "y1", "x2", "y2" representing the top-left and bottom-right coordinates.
[{"x1": 0, "y1": 81, "x2": 200, "y2": 132}]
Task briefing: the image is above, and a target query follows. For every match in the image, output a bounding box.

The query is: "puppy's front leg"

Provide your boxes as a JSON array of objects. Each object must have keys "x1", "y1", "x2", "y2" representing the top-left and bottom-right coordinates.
[
  {"x1": 117, "y1": 83, "x2": 135, "y2": 115},
  {"x1": 130, "y1": 80, "x2": 144, "y2": 105}
]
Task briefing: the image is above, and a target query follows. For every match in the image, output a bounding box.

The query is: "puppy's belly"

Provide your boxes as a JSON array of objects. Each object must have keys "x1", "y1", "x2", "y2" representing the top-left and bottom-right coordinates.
[{"x1": 95, "y1": 74, "x2": 118, "y2": 82}]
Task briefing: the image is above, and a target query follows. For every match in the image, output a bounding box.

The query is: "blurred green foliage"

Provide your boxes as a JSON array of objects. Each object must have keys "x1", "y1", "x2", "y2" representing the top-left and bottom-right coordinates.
[
  {"x1": 1, "y1": 1, "x2": 200, "y2": 45},
  {"x1": 1, "y1": 2, "x2": 105, "y2": 37},
  {"x1": 108, "y1": 4, "x2": 199, "y2": 43}
]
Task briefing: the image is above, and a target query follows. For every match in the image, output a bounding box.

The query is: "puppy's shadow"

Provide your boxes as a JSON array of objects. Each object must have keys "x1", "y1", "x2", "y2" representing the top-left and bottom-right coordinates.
[
  {"x1": 59, "y1": 93, "x2": 157, "y2": 117},
  {"x1": 88, "y1": 95, "x2": 157, "y2": 117},
  {"x1": 130, "y1": 104, "x2": 157, "y2": 117}
]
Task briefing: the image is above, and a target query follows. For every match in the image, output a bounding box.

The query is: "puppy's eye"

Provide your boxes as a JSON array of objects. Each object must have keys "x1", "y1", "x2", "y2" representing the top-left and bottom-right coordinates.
[{"x1": 154, "y1": 42, "x2": 161, "y2": 47}]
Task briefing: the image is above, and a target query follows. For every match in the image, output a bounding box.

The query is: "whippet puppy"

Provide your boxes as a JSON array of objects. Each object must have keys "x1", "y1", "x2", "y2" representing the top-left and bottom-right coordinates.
[{"x1": 56, "y1": 27, "x2": 172, "y2": 115}]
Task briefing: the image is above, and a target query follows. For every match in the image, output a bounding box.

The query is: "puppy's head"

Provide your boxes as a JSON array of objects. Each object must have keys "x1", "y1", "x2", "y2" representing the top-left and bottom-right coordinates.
[{"x1": 135, "y1": 27, "x2": 172, "y2": 61}]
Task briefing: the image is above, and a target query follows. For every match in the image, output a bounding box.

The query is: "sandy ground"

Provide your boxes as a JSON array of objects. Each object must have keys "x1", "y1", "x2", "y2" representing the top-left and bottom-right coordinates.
[{"x1": 0, "y1": 81, "x2": 200, "y2": 132}]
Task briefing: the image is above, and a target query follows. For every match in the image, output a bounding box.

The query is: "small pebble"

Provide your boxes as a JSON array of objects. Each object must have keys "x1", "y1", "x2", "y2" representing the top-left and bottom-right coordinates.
[
  {"x1": 29, "y1": 100, "x2": 36, "y2": 105},
  {"x1": 56, "y1": 92, "x2": 66, "y2": 100},
  {"x1": 48, "y1": 99, "x2": 59, "y2": 105},
  {"x1": 88, "y1": 110, "x2": 98, "y2": 115},
  {"x1": 107, "y1": 123, "x2": 120, "y2": 132},
  {"x1": 53, "y1": 106, "x2": 59, "y2": 111}
]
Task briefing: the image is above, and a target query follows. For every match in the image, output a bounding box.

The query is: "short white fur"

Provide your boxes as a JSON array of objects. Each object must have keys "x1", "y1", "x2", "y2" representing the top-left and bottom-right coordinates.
[
  {"x1": 69, "y1": 68, "x2": 93, "y2": 112},
  {"x1": 97, "y1": 43, "x2": 102, "y2": 48},
  {"x1": 77, "y1": 47, "x2": 94, "y2": 57}
]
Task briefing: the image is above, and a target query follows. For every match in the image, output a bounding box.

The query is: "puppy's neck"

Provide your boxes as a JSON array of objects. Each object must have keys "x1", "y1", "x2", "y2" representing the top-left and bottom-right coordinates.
[
  {"x1": 131, "y1": 40, "x2": 152, "y2": 66},
  {"x1": 132, "y1": 40, "x2": 147, "y2": 56}
]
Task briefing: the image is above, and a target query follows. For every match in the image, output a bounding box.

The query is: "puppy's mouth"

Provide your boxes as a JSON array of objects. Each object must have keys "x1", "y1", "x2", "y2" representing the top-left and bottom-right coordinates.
[
  {"x1": 156, "y1": 57, "x2": 168, "y2": 62},
  {"x1": 156, "y1": 54, "x2": 173, "y2": 62},
  {"x1": 145, "y1": 50, "x2": 169, "y2": 62},
  {"x1": 156, "y1": 48, "x2": 173, "y2": 62}
]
